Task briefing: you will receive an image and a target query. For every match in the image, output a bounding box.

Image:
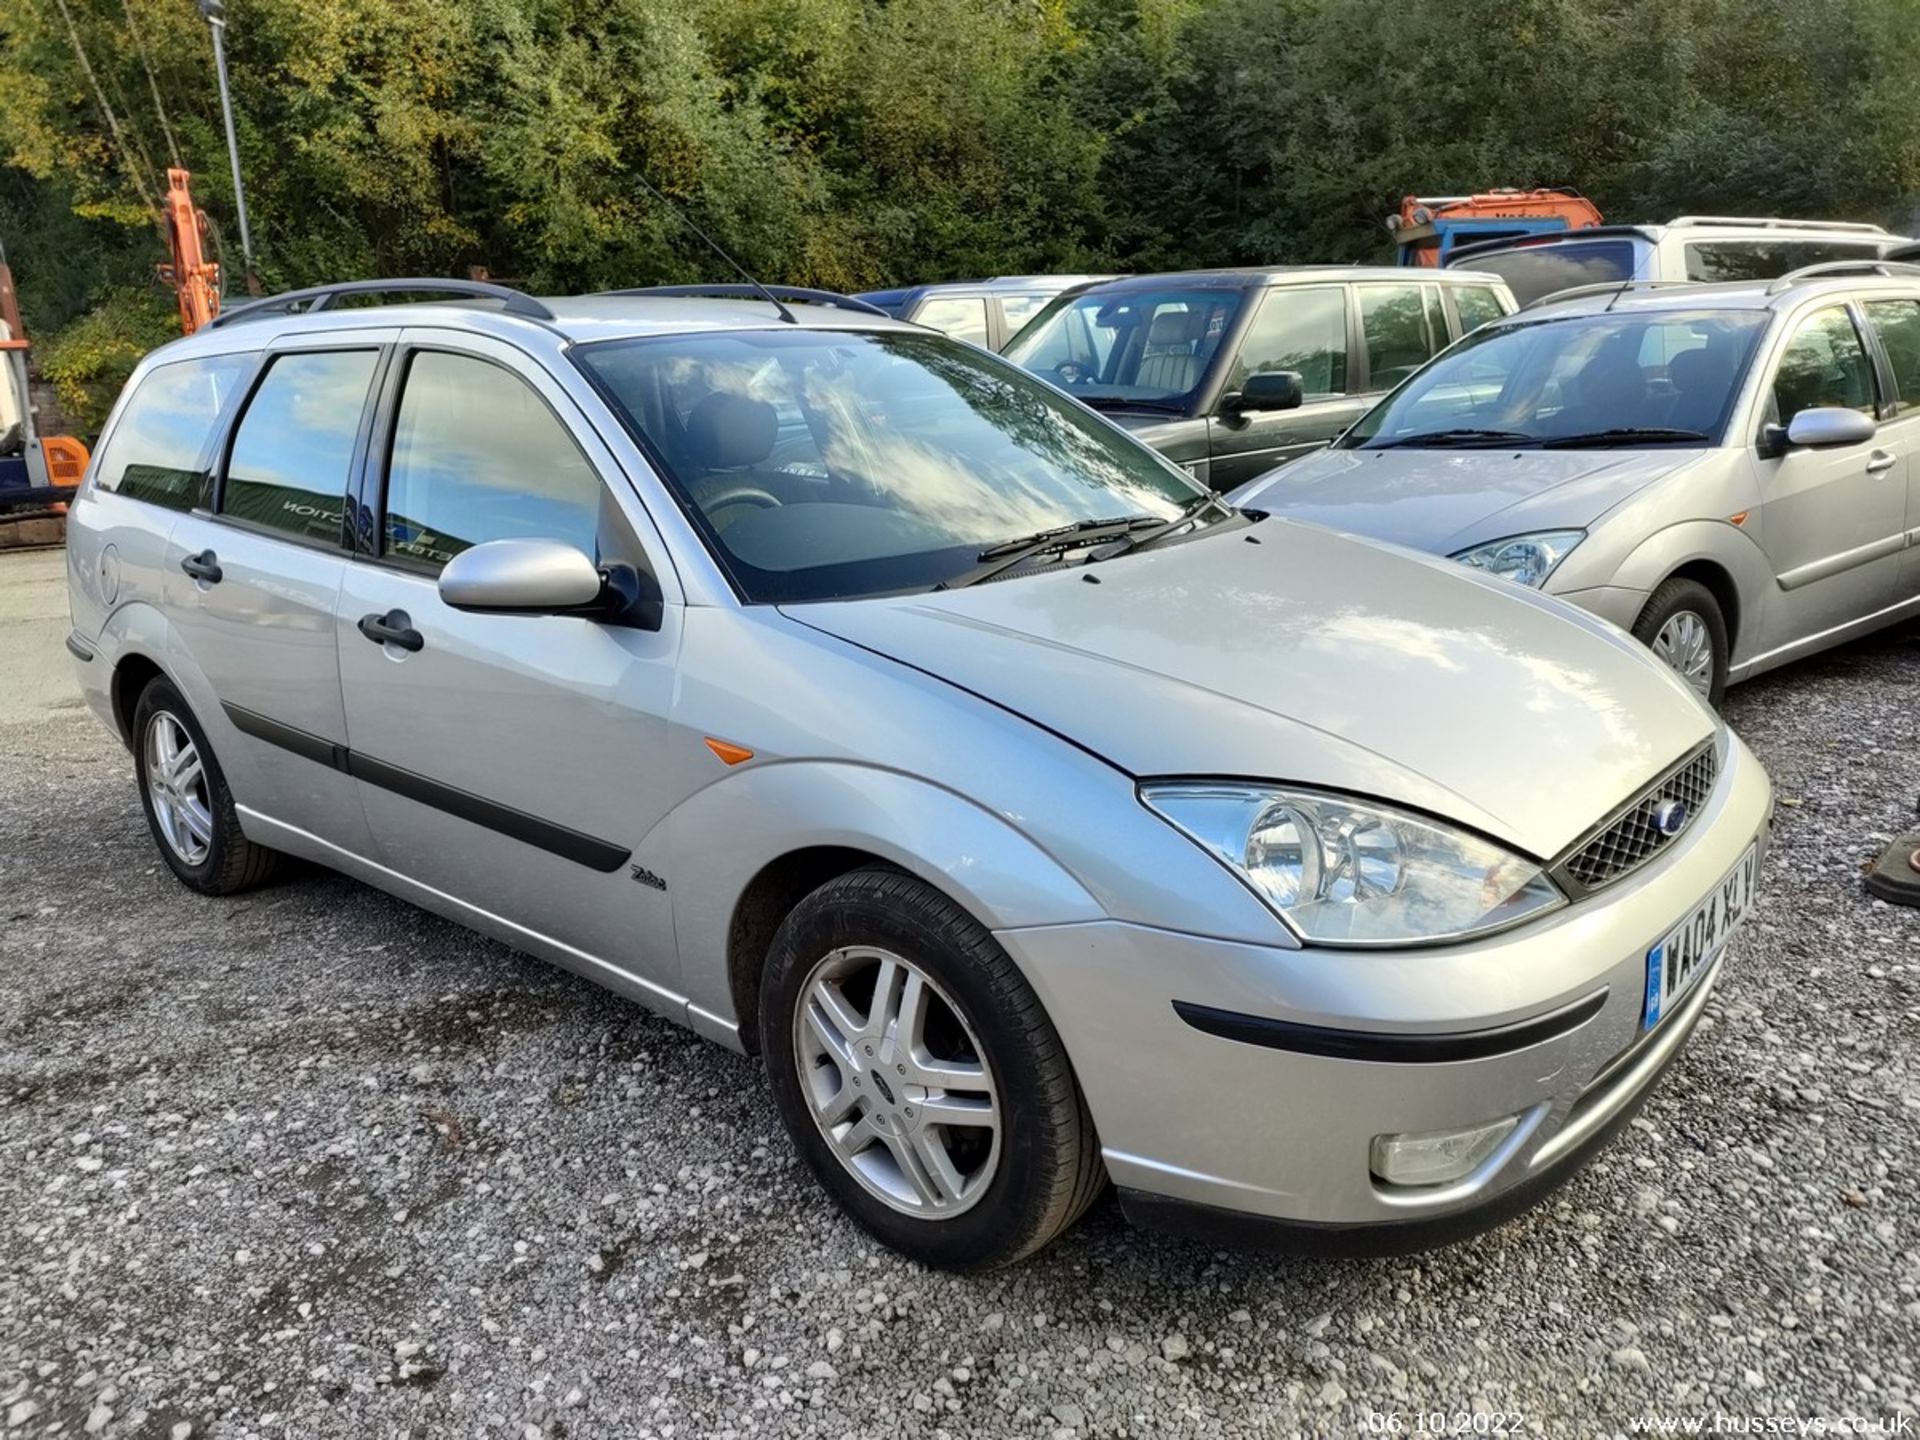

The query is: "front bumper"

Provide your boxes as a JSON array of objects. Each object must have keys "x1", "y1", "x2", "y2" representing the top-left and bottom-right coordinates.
[{"x1": 997, "y1": 730, "x2": 1772, "y2": 1249}]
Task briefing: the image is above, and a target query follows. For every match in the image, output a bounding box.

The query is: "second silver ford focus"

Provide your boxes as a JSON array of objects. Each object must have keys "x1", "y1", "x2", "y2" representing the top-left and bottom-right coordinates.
[
  {"x1": 1233, "y1": 262, "x2": 1920, "y2": 707},
  {"x1": 65, "y1": 280, "x2": 1770, "y2": 1268}
]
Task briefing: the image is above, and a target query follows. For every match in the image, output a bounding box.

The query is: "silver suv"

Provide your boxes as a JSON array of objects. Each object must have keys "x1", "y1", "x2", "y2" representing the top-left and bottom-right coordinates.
[
  {"x1": 1233, "y1": 260, "x2": 1920, "y2": 705},
  {"x1": 1447, "y1": 216, "x2": 1908, "y2": 306},
  {"x1": 66, "y1": 277, "x2": 1769, "y2": 1267}
]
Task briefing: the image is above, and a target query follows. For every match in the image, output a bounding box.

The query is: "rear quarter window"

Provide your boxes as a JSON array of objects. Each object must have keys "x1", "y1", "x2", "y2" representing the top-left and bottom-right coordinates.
[
  {"x1": 1462, "y1": 241, "x2": 1639, "y2": 306},
  {"x1": 92, "y1": 354, "x2": 255, "y2": 512},
  {"x1": 1683, "y1": 239, "x2": 1884, "y2": 283}
]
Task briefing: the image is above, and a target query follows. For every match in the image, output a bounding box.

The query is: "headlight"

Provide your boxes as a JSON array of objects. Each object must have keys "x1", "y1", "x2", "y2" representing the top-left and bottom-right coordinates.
[
  {"x1": 1450, "y1": 530, "x2": 1584, "y2": 587},
  {"x1": 1141, "y1": 784, "x2": 1564, "y2": 946}
]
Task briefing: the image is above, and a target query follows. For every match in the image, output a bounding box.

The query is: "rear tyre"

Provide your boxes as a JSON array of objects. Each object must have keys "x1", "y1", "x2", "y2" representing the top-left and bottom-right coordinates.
[
  {"x1": 132, "y1": 676, "x2": 282, "y2": 895},
  {"x1": 760, "y1": 867, "x2": 1104, "y2": 1270},
  {"x1": 1632, "y1": 578, "x2": 1728, "y2": 708}
]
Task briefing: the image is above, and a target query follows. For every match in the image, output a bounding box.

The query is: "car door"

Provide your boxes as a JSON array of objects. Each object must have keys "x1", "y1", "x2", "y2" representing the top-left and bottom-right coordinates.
[
  {"x1": 332, "y1": 330, "x2": 686, "y2": 1009},
  {"x1": 164, "y1": 335, "x2": 388, "y2": 855},
  {"x1": 1858, "y1": 296, "x2": 1920, "y2": 597},
  {"x1": 1206, "y1": 285, "x2": 1360, "y2": 489},
  {"x1": 1746, "y1": 302, "x2": 1905, "y2": 649}
]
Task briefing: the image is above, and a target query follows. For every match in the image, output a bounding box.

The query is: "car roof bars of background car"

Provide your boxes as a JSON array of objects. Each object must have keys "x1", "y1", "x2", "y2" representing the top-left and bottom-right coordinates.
[
  {"x1": 1666, "y1": 216, "x2": 1898, "y2": 234},
  {"x1": 207, "y1": 278, "x2": 557, "y2": 330},
  {"x1": 1517, "y1": 279, "x2": 1699, "y2": 313},
  {"x1": 601, "y1": 284, "x2": 891, "y2": 318},
  {"x1": 1766, "y1": 259, "x2": 1920, "y2": 294}
]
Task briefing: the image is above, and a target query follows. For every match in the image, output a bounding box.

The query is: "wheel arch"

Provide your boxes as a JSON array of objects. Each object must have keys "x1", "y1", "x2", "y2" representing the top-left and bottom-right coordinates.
[
  {"x1": 1609, "y1": 521, "x2": 1768, "y2": 661},
  {"x1": 666, "y1": 762, "x2": 1106, "y2": 1053}
]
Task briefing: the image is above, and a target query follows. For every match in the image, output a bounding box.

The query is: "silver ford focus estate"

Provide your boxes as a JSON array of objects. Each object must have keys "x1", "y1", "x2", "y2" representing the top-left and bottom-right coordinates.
[{"x1": 64, "y1": 279, "x2": 1771, "y2": 1269}]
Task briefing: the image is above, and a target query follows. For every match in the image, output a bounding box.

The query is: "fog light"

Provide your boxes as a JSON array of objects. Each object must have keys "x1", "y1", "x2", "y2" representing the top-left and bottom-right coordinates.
[{"x1": 1370, "y1": 1115, "x2": 1521, "y2": 1188}]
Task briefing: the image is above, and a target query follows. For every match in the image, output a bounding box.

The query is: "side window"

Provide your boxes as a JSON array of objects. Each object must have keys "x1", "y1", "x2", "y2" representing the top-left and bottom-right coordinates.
[
  {"x1": 999, "y1": 293, "x2": 1050, "y2": 339},
  {"x1": 1227, "y1": 287, "x2": 1348, "y2": 399},
  {"x1": 913, "y1": 296, "x2": 991, "y2": 346},
  {"x1": 220, "y1": 350, "x2": 377, "y2": 543},
  {"x1": 1863, "y1": 299, "x2": 1920, "y2": 411},
  {"x1": 382, "y1": 351, "x2": 603, "y2": 571},
  {"x1": 1771, "y1": 307, "x2": 1878, "y2": 424},
  {"x1": 1358, "y1": 284, "x2": 1444, "y2": 391},
  {"x1": 93, "y1": 355, "x2": 253, "y2": 511},
  {"x1": 1684, "y1": 240, "x2": 1882, "y2": 284},
  {"x1": 1453, "y1": 285, "x2": 1507, "y2": 335}
]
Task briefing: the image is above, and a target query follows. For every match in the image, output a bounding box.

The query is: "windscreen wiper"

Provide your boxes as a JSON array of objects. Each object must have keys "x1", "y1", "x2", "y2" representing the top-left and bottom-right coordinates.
[
  {"x1": 1365, "y1": 428, "x2": 1540, "y2": 450},
  {"x1": 1075, "y1": 395, "x2": 1188, "y2": 414},
  {"x1": 935, "y1": 516, "x2": 1164, "y2": 590},
  {"x1": 1538, "y1": 427, "x2": 1710, "y2": 449},
  {"x1": 1089, "y1": 491, "x2": 1236, "y2": 561}
]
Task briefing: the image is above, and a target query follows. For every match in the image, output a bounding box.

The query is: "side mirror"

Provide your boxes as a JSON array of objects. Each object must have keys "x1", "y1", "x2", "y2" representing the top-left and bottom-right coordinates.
[
  {"x1": 1224, "y1": 370, "x2": 1305, "y2": 415},
  {"x1": 1780, "y1": 406, "x2": 1877, "y2": 451},
  {"x1": 439, "y1": 538, "x2": 609, "y2": 614}
]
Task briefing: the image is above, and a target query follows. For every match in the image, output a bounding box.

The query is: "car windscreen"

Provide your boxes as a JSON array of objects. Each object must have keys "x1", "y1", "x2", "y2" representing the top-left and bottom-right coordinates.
[
  {"x1": 574, "y1": 329, "x2": 1208, "y2": 602},
  {"x1": 1001, "y1": 286, "x2": 1247, "y2": 411},
  {"x1": 1452, "y1": 240, "x2": 1639, "y2": 306},
  {"x1": 1340, "y1": 308, "x2": 1772, "y2": 451}
]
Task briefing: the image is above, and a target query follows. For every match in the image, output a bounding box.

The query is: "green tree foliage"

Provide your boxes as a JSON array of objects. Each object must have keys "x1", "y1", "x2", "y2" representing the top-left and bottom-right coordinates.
[{"x1": 3, "y1": 0, "x2": 1918, "y2": 433}]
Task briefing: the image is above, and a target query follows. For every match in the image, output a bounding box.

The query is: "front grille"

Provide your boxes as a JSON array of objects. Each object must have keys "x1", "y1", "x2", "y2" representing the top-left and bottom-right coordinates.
[{"x1": 1559, "y1": 744, "x2": 1718, "y2": 893}]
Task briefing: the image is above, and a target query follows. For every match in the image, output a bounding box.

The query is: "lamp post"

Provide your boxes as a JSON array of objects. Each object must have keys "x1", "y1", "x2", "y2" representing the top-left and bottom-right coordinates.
[{"x1": 195, "y1": 0, "x2": 254, "y2": 283}]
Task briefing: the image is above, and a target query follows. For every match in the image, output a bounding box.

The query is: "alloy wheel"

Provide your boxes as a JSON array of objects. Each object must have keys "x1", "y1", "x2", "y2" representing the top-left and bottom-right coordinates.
[
  {"x1": 792, "y1": 944, "x2": 1000, "y2": 1218},
  {"x1": 145, "y1": 712, "x2": 213, "y2": 866},
  {"x1": 1651, "y1": 609, "x2": 1715, "y2": 699}
]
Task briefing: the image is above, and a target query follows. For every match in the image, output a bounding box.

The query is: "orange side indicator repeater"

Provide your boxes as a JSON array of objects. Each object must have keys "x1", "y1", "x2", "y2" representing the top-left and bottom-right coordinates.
[
  {"x1": 704, "y1": 737, "x2": 755, "y2": 766},
  {"x1": 1728, "y1": 510, "x2": 1750, "y2": 527}
]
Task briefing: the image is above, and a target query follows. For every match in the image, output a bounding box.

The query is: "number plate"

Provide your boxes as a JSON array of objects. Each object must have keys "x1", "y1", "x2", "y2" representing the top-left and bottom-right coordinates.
[{"x1": 1642, "y1": 840, "x2": 1758, "y2": 1031}]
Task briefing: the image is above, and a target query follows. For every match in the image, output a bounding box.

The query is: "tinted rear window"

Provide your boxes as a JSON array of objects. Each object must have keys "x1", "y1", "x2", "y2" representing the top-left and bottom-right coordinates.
[
  {"x1": 1683, "y1": 239, "x2": 1885, "y2": 283},
  {"x1": 93, "y1": 355, "x2": 254, "y2": 512},
  {"x1": 1458, "y1": 240, "x2": 1639, "y2": 306}
]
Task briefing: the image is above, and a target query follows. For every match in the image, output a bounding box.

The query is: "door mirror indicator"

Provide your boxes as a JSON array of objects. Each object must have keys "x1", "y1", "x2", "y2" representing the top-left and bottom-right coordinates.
[
  {"x1": 1781, "y1": 406, "x2": 1877, "y2": 451},
  {"x1": 1223, "y1": 370, "x2": 1305, "y2": 415}
]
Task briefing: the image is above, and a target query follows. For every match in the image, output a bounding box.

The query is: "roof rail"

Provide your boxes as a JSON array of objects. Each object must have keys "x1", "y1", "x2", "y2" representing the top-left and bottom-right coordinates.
[
  {"x1": 1765, "y1": 259, "x2": 1920, "y2": 294},
  {"x1": 1666, "y1": 215, "x2": 1895, "y2": 235},
  {"x1": 602, "y1": 284, "x2": 890, "y2": 318},
  {"x1": 209, "y1": 278, "x2": 555, "y2": 330},
  {"x1": 1517, "y1": 279, "x2": 1697, "y2": 312}
]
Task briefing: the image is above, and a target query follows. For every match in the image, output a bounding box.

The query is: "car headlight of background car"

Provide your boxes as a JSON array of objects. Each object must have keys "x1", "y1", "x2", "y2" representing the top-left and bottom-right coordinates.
[
  {"x1": 1141, "y1": 784, "x2": 1565, "y2": 946},
  {"x1": 1450, "y1": 530, "x2": 1585, "y2": 588}
]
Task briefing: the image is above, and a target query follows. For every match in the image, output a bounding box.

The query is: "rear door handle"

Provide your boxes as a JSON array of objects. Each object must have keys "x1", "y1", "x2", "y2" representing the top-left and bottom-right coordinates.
[
  {"x1": 357, "y1": 608, "x2": 424, "y2": 652},
  {"x1": 179, "y1": 549, "x2": 222, "y2": 584},
  {"x1": 1865, "y1": 450, "x2": 1897, "y2": 475}
]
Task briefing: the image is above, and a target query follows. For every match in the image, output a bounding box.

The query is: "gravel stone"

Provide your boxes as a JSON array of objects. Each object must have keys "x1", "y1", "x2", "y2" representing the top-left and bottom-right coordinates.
[{"x1": 1, "y1": 548, "x2": 1916, "y2": 1435}]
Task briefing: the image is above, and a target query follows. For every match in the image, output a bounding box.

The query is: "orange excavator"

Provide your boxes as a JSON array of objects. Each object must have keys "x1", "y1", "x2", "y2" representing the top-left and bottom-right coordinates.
[
  {"x1": 1389, "y1": 188, "x2": 1605, "y2": 267},
  {"x1": 0, "y1": 257, "x2": 91, "y2": 543},
  {"x1": 158, "y1": 167, "x2": 222, "y2": 334}
]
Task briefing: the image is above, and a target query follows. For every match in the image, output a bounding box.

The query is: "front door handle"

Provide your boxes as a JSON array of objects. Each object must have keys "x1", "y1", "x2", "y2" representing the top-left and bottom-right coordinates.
[
  {"x1": 357, "y1": 608, "x2": 424, "y2": 652},
  {"x1": 1865, "y1": 449, "x2": 1898, "y2": 475},
  {"x1": 179, "y1": 549, "x2": 222, "y2": 584}
]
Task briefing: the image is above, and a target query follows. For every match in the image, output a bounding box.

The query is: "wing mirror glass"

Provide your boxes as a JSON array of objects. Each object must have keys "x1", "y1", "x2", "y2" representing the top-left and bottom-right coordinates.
[
  {"x1": 1782, "y1": 406, "x2": 1876, "y2": 450},
  {"x1": 1224, "y1": 370, "x2": 1305, "y2": 415}
]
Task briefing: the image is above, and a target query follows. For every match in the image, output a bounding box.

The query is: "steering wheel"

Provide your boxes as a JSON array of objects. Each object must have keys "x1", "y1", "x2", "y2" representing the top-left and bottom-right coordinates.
[{"x1": 697, "y1": 481, "x2": 782, "y2": 514}]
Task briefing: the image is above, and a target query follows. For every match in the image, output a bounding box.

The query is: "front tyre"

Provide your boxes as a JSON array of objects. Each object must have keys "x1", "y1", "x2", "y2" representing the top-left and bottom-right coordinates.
[
  {"x1": 132, "y1": 676, "x2": 283, "y2": 895},
  {"x1": 761, "y1": 868, "x2": 1103, "y2": 1270},
  {"x1": 1632, "y1": 578, "x2": 1728, "y2": 708}
]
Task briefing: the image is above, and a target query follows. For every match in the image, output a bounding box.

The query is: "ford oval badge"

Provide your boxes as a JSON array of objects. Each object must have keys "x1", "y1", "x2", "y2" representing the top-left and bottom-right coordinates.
[{"x1": 1652, "y1": 799, "x2": 1689, "y2": 837}]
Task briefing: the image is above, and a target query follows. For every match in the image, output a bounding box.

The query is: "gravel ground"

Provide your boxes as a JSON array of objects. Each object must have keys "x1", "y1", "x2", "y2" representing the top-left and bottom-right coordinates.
[{"x1": 1, "y1": 546, "x2": 1916, "y2": 1439}]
